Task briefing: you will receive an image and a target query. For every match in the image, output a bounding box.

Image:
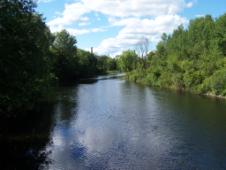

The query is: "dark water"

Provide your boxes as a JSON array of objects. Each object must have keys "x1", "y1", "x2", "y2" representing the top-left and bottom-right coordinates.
[{"x1": 1, "y1": 76, "x2": 226, "y2": 170}]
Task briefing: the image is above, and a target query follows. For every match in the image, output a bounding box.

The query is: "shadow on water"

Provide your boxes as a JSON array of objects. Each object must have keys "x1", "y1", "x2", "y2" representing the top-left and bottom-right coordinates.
[
  {"x1": 78, "y1": 78, "x2": 98, "y2": 84},
  {"x1": 53, "y1": 85, "x2": 79, "y2": 126},
  {"x1": 0, "y1": 84, "x2": 79, "y2": 170},
  {"x1": 0, "y1": 103, "x2": 56, "y2": 170}
]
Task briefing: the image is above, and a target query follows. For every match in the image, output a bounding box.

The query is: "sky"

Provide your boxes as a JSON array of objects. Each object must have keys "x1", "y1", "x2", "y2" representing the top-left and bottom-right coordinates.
[{"x1": 36, "y1": 0, "x2": 226, "y2": 56}]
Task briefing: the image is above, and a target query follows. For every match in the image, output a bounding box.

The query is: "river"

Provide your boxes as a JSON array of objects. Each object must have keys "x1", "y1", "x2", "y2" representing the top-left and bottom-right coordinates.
[{"x1": 1, "y1": 75, "x2": 226, "y2": 170}]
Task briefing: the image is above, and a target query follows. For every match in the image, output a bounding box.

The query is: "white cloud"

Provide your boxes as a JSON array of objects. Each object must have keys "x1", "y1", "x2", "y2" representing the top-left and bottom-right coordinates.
[
  {"x1": 78, "y1": 22, "x2": 89, "y2": 26},
  {"x1": 37, "y1": 0, "x2": 54, "y2": 3},
  {"x1": 78, "y1": 17, "x2": 90, "y2": 26},
  {"x1": 48, "y1": 0, "x2": 192, "y2": 30},
  {"x1": 67, "y1": 27, "x2": 106, "y2": 36},
  {"x1": 82, "y1": 0, "x2": 189, "y2": 17},
  {"x1": 186, "y1": 2, "x2": 193, "y2": 8},
  {"x1": 47, "y1": 2, "x2": 90, "y2": 30},
  {"x1": 186, "y1": 0, "x2": 197, "y2": 8},
  {"x1": 95, "y1": 15, "x2": 188, "y2": 56},
  {"x1": 79, "y1": 16, "x2": 89, "y2": 22},
  {"x1": 46, "y1": 0, "x2": 194, "y2": 55},
  {"x1": 195, "y1": 14, "x2": 205, "y2": 18}
]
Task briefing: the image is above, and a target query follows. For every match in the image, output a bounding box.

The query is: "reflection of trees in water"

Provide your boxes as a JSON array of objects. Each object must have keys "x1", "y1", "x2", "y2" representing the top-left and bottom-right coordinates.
[
  {"x1": 55, "y1": 86, "x2": 78, "y2": 124},
  {"x1": 156, "y1": 90, "x2": 226, "y2": 130},
  {"x1": 0, "y1": 102, "x2": 56, "y2": 170},
  {"x1": 0, "y1": 85, "x2": 79, "y2": 170},
  {"x1": 119, "y1": 82, "x2": 226, "y2": 169},
  {"x1": 150, "y1": 89, "x2": 226, "y2": 169}
]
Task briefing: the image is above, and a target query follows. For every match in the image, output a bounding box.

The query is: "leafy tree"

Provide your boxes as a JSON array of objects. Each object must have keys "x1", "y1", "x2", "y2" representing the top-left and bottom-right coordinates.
[
  {"x1": 50, "y1": 30, "x2": 78, "y2": 82},
  {"x1": 97, "y1": 56, "x2": 117, "y2": 73},
  {"x1": 156, "y1": 33, "x2": 168, "y2": 58},
  {"x1": 77, "y1": 49, "x2": 98, "y2": 77},
  {"x1": 0, "y1": 0, "x2": 53, "y2": 114},
  {"x1": 126, "y1": 13, "x2": 226, "y2": 97},
  {"x1": 215, "y1": 14, "x2": 226, "y2": 55},
  {"x1": 117, "y1": 50, "x2": 138, "y2": 72}
]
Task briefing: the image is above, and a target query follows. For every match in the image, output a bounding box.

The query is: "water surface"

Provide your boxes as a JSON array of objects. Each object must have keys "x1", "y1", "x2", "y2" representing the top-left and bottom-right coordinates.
[{"x1": 1, "y1": 76, "x2": 226, "y2": 170}]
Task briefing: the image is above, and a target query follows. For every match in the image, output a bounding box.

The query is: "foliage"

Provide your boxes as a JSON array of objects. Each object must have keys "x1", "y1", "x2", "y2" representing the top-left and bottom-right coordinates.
[
  {"x1": 50, "y1": 31, "x2": 117, "y2": 83},
  {"x1": 116, "y1": 50, "x2": 139, "y2": 72},
  {"x1": 0, "y1": 0, "x2": 54, "y2": 114},
  {"x1": 77, "y1": 49, "x2": 98, "y2": 77},
  {"x1": 97, "y1": 55, "x2": 117, "y2": 73},
  {"x1": 50, "y1": 30, "x2": 78, "y2": 82},
  {"x1": 126, "y1": 14, "x2": 226, "y2": 97}
]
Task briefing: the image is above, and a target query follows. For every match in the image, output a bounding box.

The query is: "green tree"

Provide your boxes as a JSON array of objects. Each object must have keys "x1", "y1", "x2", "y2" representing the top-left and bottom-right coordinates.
[
  {"x1": 117, "y1": 50, "x2": 138, "y2": 72},
  {"x1": 0, "y1": 0, "x2": 53, "y2": 114},
  {"x1": 127, "y1": 13, "x2": 226, "y2": 96},
  {"x1": 51, "y1": 30, "x2": 78, "y2": 82},
  {"x1": 77, "y1": 49, "x2": 98, "y2": 77},
  {"x1": 215, "y1": 14, "x2": 226, "y2": 55},
  {"x1": 97, "y1": 56, "x2": 117, "y2": 73}
]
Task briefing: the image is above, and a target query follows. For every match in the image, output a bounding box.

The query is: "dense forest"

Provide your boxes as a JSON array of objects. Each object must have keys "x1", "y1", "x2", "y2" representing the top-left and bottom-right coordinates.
[
  {"x1": 0, "y1": 0, "x2": 116, "y2": 116},
  {"x1": 117, "y1": 14, "x2": 226, "y2": 98}
]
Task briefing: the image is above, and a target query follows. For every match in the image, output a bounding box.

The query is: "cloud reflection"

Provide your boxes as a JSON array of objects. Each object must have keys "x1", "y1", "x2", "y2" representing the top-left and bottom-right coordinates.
[{"x1": 42, "y1": 79, "x2": 226, "y2": 170}]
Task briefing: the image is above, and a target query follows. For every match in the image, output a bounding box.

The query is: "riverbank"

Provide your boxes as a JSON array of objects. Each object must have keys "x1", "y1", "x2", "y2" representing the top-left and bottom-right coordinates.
[{"x1": 126, "y1": 70, "x2": 226, "y2": 101}]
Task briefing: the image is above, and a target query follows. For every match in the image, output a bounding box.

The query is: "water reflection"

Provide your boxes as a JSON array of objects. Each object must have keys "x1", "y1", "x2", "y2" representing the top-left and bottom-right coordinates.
[
  {"x1": 155, "y1": 90, "x2": 226, "y2": 169},
  {"x1": 1, "y1": 77, "x2": 226, "y2": 170},
  {"x1": 0, "y1": 103, "x2": 55, "y2": 170},
  {"x1": 42, "y1": 78, "x2": 226, "y2": 170}
]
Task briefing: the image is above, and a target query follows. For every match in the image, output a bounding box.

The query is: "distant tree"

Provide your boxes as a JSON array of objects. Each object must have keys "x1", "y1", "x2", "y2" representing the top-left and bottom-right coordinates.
[
  {"x1": 156, "y1": 33, "x2": 168, "y2": 58},
  {"x1": 136, "y1": 37, "x2": 149, "y2": 68},
  {"x1": 96, "y1": 56, "x2": 110, "y2": 72},
  {"x1": 50, "y1": 30, "x2": 78, "y2": 82},
  {"x1": 106, "y1": 57, "x2": 117, "y2": 71},
  {"x1": 97, "y1": 56, "x2": 117, "y2": 73},
  {"x1": 77, "y1": 49, "x2": 98, "y2": 77},
  {"x1": 117, "y1": 50, "x2": 138, "y2": 72},
  {"x1": 51, "y1": 30, "x2": 77, "y2": 57}
]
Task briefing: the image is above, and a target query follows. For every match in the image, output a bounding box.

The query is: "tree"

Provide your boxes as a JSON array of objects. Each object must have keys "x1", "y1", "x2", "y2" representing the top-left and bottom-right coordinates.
[
  {"x1": 136, "y1": 37, "x2": 149, "y2": 68},
  {"x1": 51, "y1": 30, "x2": 78, "y2": 82},
  {"x1": 77, "y1": 49, "x2": 98, "y2": 77},
  {"x1": 97, "y1": 56, "x2": 117, "y2": 73},
  {"x1": 0, "y1": 0, "x2": 53, "y2": 114},
  {"x1": 215, "y1": 14, "x2": 226, "y2": 55},
  {"x1": 127, "y1": 13, "x2": 226, "y2": 96},
  {"x1": 156, "y1": 33, "x2": 168, "y2": 58},
  {"x1": 117, "y1": 50, "x2": 138, "y2": 72}
]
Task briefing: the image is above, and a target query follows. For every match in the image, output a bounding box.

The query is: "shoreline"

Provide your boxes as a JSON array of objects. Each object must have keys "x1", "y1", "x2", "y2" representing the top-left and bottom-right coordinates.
[{"x1": 125, "y1": 75, "x2": 226, "y2": 101}]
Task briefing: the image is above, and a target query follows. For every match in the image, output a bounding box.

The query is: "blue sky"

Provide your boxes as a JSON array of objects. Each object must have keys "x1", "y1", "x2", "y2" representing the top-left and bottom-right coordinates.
[{"x1": 36, "y1": 0, "x2": 226, "y2": 56}]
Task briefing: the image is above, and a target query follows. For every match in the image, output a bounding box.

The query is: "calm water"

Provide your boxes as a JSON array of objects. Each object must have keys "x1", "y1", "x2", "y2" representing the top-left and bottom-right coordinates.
[{"x1": 1, "y1": 76, "x2": 226, "y2": 170}]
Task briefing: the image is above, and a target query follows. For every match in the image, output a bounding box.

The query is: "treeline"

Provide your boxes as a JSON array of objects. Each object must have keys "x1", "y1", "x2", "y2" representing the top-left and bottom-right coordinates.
[
  {"x1": 118, "y1": 14, "x2": 226, "y2": 97},
  {"x1": 51, "y1": 30, "x2": 117, "y2": 83},
  {"x1": 0, "y1": 0, "x2": 116, "y2": 116}
]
